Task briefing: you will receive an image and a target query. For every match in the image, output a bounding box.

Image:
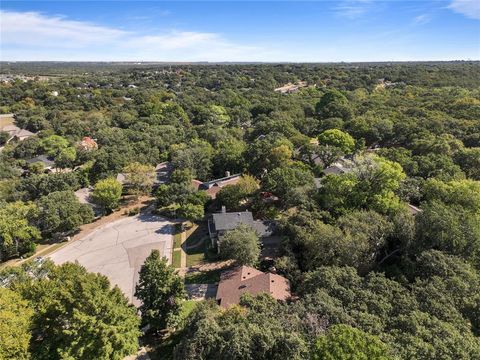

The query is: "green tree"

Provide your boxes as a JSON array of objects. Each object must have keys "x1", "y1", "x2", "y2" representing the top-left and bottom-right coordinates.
[
  {"x1": 263, "y1": 164, "x2": 315, "y2": 197},
  {"x1": 318, "y1": 154, "x2": 406, "y2": 215},
  {"x1": 0, "y1": 288, "x2": 33, "y2": 360},
  {"x1": 170, "y1": 140, "x2": 214, "y2": 181},
  {"x1": 0, "y1": 201, "x2": 40, "y2": 261},
  {"x1": 177, "y1": 203, "x2": 204, "y2": 221},
  {"x1": 316, "y1": 90, "x2": 353, "y2": 120},
  {"x1": 318, "y1": 129, "x2": 356, "y2": 154},
  {"x1": 122, "y1": 162, "x2": 156, "y2": 196},
  {"x1": 54, "y1": 146, "x2": 76, "y2": 169},
  {"x1": 0, "y1": 131, "x2": 10, "y2": 146},
  {"x1": 37, "y1": 191, "x2": 94, "y2": 235},
  {"x1": 40, "y1": 135, "x2": 69, "y2": 157},
  {"x1": 174, "y1": 294, "x2": 308, "y2": 360},
  {"x1": 213, "y1": 138, "x2": 246, "y2": 177},
  {"x1": 216, "y1": 175, "x2": 260, "y2": 210},
  {"x1": 14, "y1": 262, "x2": 140, "y2": 360},
  {"x1": 92, "y1": 178, "x2": 123, "y2": 212},
  {"x1": 219, "y1": 224, "x2": 260, "y2": 266},
  {"x1": 415, "y1": 201, "x2": 480, "y2": 267},
  {"x1": 313, "y1": 324, "x2": 391, "y2": 360},
  {"x1": 135, "y1": 250, "x2": 186, "y2": 332}
]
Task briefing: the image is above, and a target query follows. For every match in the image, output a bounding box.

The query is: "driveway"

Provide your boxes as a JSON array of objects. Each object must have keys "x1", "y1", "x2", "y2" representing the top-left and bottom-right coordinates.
[{"x1": 49, "y1": 213, "x2": 174, "y2": 306}]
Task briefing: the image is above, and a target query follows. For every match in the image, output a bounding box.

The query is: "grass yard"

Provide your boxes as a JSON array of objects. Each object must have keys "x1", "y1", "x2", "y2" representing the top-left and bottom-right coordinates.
[
  {"x1": 179, "y1": 300, "x2": 198, "y2": 319},
  {"x1": 184, "y1": 269, "x2": 221, "y2": 284},
  {"x1": 185, "y1": 222, "x2": 212, "y2": 267},
  {"x1": 172, "y1": 249, "x2": 182, "y2": 268},
  {"x1": 173, "y1": 232, "x2": 182, "y2": 249}
]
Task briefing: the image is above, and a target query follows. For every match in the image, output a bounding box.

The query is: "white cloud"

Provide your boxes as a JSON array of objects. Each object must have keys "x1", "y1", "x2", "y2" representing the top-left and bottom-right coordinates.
[
  {"x1": 414, "y1": 14, "x2": 431, "y2": 24},
  {"x1": 448, "y1": 0, "x2": 480, "y2": 20},
  {"x1": 1, "y1": 10, "x2": 127, "y2": 46},
  {"x1": 0, "y1": 10, "x2": 265, "y2": 61},
  {"x1": 335, "y1": 0, "x2": 374, "y2": 19}
]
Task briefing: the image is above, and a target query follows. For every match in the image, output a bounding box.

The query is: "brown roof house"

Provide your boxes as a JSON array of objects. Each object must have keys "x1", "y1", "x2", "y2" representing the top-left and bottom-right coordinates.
[
  {"x1": 78, "y1": 136, "x2": 98, "y2": 151},
  {"x1": 216, "y1": 265, "x2": 291, "y2": 308}
]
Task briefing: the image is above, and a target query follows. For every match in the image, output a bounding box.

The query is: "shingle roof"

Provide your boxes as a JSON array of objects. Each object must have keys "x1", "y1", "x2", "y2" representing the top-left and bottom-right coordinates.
[
  {"x1": 26, "y1": 155, "x2": 55, "y2": 167},
  {"x1": 216, "y1": 266, "x2": 290, "y2": 308},
  {"x1": 212, "y1": 211, "x2": 255, "y2": 232},
  {"x1": 211, "y1": 211, "x2": 275, "y2": 237}
]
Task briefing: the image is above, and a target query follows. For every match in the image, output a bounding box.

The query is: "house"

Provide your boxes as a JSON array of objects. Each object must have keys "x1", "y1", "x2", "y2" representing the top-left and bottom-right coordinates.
[
  {"x1": 274, "y1": 81, "x2": 309, "y2": 94},
  {"x1": 215, "y1": 265, "x2": 290, "y2": 308},
  {"x1": 191, "y1": 172, "x2": 241, "y2": 199},
  {"x1": 208, "y1": 207, "x2": 275, "y2": 247},
  {"x1": 74, "y1": 187, "x2": 102, "y2": 217},
  {"x1": 26, "y1": 155, "x2": 55, "y2": 172},
  {"x1": 1, "y1": 124, "x2": 36, "y2": 143},
  {"x1": 78, "y1": 136, "x2": 98, "y2": 151},
  {"x1": 321, "y1": 156, "x2": 354, "y2": 175}
]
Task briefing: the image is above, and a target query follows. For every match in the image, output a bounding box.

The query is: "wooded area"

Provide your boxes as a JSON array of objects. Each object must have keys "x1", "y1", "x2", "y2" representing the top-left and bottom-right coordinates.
[{"x1": 0, "y1": 61, "x2": 479, "y2": 359}]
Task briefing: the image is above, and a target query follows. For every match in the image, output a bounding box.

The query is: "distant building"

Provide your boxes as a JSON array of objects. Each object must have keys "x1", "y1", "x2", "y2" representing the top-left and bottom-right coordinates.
[
  {"x1": 191, "y1": 172, "x2": 241, "y2": 199},
  {"x1": 208, "y1": 207, "x2": 275, "y2": 247},
  {"x1": 78, "y1": 136, "x2": 98, "y2": 151},
  {"x1": 2, "y1": 125, "x2": 35, "y2": 143},
  {"x1": 274, "y1": 81, "x2": 309, "y2": 94},
  {"x1": 216, "y1": 265, "x2": 290, "y2": 308}
]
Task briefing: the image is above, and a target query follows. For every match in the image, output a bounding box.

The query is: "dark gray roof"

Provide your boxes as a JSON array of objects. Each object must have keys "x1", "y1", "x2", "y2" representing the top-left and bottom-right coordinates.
[
  {"x1": 212, "y1": 211, "x2": 254, "y2": 232},
  {"x1": 212, "y1": 211, "x2": 274, "y2": 237},
  {"x1": 200, "y1": 173, "x2": 241, "y2": 189},
  {"x1": 26, "y1": 155, "x2": 55, "y2": 167}
]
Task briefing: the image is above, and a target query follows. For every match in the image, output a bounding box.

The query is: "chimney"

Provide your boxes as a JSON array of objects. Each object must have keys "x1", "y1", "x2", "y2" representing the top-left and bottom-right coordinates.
[
  {"x1": 221, "y1": 206, "x2": 226, "y2": 213},
  {"x1": 225, "y1": 171, "x2": 231, "y2": 177}
]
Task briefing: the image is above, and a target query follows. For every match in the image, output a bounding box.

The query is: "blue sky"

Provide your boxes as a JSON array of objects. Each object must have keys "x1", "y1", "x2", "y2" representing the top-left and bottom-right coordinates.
[{"x1": 1, "y1": 1, "x2": 479, "y2": 61}]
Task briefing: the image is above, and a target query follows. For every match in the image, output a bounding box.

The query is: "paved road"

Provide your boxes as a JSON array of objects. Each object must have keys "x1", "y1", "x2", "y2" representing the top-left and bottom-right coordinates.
[{"x1": 49, "y1": 213, "x2": 174, "y2": 306}]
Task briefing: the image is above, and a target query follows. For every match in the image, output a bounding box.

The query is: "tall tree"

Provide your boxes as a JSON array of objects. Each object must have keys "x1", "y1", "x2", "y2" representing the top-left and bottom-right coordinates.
[
  {"x1": 13, "y1": 261, "x2": 140, "y2": 360},
  {"x1": 135, "y1": 250, "x2": 186, "y2": 332},
  {"x1": 0, "y1": 288, "x2": 33, "y2": 360},
  {"x1": 0, "y1": 201, "x2": 40, "y2": 261},
  {"x1": 122, "y1": 162, "x2": 156, "y2": 197},
  {"x1": 318, "y1": 129, "x2": 356, "y2": 154},
  {"x1": 37, "y1": 191, "x2": 94, "y2": 235},
  {"x1": 92, "y1": 177, "x2": 123, "y2": 212}
]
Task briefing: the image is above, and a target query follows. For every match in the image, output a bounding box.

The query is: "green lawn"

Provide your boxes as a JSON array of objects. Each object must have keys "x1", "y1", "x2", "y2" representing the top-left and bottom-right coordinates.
[
  {"x1": 179, "y1": 300, "x2": 198, "y2": 320},
  {"x1": 173, "y1": 233, "x2": 182, "y2": 249},
  {"x1": 184, "y1": 269, "x2": 221, "y2": 284},
  {"x1": 172, "y1": 249, "x2": 181, "y2": 268},
  {"x1": 185, "y1": 222, "x2": 212, "y2": 267}
]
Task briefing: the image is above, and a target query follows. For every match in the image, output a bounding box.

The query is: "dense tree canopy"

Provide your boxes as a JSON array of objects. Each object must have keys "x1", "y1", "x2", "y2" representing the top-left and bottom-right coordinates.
[
  {"x1": 1, "y1": 61, "x2": 479, "y2": 359},
  {"x1": 3, "y1": 261, "x2": 140, "y2": 360}
]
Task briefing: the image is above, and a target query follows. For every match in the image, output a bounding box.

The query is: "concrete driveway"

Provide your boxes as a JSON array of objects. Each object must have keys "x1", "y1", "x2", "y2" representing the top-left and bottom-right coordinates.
[{"x1": 49, "y1": 213, "x2": 174, "y2": 306}]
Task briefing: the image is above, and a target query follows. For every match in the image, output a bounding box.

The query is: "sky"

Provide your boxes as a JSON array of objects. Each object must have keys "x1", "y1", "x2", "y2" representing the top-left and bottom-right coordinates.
[{"x1": 1, "y1": 1, "x2": 479, "y2": 62}]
